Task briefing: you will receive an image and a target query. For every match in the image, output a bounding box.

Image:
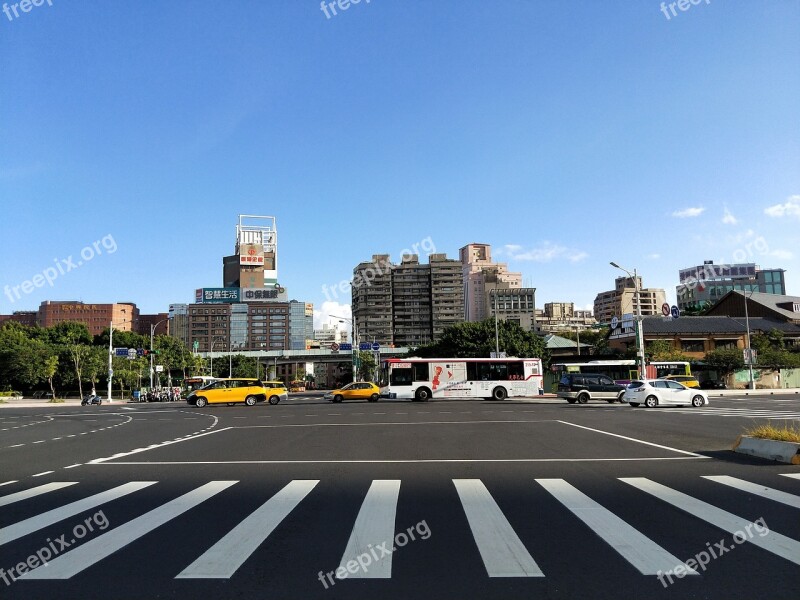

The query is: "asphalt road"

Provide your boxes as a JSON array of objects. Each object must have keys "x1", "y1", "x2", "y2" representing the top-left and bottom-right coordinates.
[{"x1": 1, "y1": 392, "x2": 798, "y2": 599}]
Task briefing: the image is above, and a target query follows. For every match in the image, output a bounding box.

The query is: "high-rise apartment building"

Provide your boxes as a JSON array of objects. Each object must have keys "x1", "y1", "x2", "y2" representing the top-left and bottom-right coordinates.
[
  {"x1": 187, "y1": 301, "x2": 290, "y2": 352},
  {"x1": 460, "y1": 243, "x2": 522, "y2": 321},
  {"x1": 352, "y1": 253, "x2": 464, "y2": 347},
  {"x1": 676, "y1": 260, "x2": 787, "y2": 311},
  {"x1": 593, "y1": 276, "x2": 666, "y2": 324}
]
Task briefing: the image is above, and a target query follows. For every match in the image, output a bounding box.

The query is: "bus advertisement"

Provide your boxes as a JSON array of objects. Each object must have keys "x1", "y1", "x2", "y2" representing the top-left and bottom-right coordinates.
[{"x1": 379, "y1": 357, "x2": 543, "y2": 401}]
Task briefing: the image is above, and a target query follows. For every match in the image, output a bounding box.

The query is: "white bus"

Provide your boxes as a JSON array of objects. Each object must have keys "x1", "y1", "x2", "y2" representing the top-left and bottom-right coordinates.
[{"x1": 379, "y1": 357, "x2": 544, "y2": 401}]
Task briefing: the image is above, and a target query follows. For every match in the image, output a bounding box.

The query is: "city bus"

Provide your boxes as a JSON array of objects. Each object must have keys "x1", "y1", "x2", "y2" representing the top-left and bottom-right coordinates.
[
  {"x1": 379, "y1": 357, "x2": 544, "y2": 401},
  {"x1": 550, "y1": 360, "x2": 691, "y2": 385}
]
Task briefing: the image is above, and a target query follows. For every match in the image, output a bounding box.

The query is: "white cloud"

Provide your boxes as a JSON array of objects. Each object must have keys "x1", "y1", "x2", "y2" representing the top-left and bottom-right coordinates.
[
  {"x1": 313, "y1": 301, "x2": 352, "y2": 333},
  {"x1": 722, "y1": 207, "x2": 738, "y2": 225},
  {"x1": 646, "y1": 253, "x2": 660, "y2": 260},
  {"x1": 764, "y1": 195, "x2": 800, "y2": 219},
  {"x1": 672, "y1": 207, "x2": 706, "y2": 218},
  {"x1": 769, "y1": 249, "x2": 793, "y2": 260},
  {"x1": 505, "y1": 242, "x2": 588, "y2": 263}
]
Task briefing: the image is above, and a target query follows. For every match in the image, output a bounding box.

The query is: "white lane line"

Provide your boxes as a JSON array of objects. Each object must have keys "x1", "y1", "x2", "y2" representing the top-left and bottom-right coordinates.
[
  {"x1": 338, "y1": 480, "x2": 402, "y2": 579},
  {"x1": 536, "y1": 478, "x2": 696, "y2": 576},
  {"x1": 1, "y1": 482, "x2": 156, "y2": 545},
  {"x1": 556, "y1": 421, "x2": 704, "y2": 457},
  {"x1": 23, "y1": 481, "x2": 237, "y2": 579},
  {"x1": 87, "y1": 427, "x2": 232, "y2": 464},
  {"x1": 620, "y1": 478, "x2": 800, "y2": 566},
  {"x1": 32, "y1": 441, "x2": 45, "y2": 444},
  {"x1": 0, "y1": 480, "x2": 19, "y2": 487},
  {"x1": 64, "y1": 464, "x2": 82, "y2": 469},
  {"x1": 780, "y1": 474, "x2": 800, "y2": 480},
  {"x1": 702, "y1": 476, "x2": 800, "y2": 509},
  {"x1": 7, "y1": 444, "x2": 24, "y2": 448},
  {"x1": 0, "y1": 482, "x2": 78, "y2": 508},
  {"x1": 453, "y1": 479, "x2": 543, "y2": 577},
  {"x1": 177, "y1": 480, "x2": 318, "y2": 579},
  {"x1": 31, "y1": 471, "x2": 54, "y2": 477}
]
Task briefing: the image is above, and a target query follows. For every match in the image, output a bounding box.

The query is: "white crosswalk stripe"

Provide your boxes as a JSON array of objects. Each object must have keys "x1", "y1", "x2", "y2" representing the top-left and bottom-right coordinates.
[
  {"x1": 23, "y1": 481, "x2": 237, "y2": 580},
  {"x1": 620, "y1": 477, "x2": 800, "y2": 566},
  {"x1": 647, "y1": 407, "x2": 800, "y2": 419},
  {"x1": 338, "y1": 479, "x2": 401, "y2": 579},
  {"x1": 1, "y1": 482, "x2": 156, "y2": 545},
  {"x1": 453, "y1": 478, "x2": 543, "y2": 577},
  {"x1": 702, "y1": 475, "x2": 800, "y2": 509},
  {"x1": 1, "y1": 473, "x2": 798, "y2": 581},
  {"x1": 536, "y1": 478, "x2": 697, "y2": 575},
  {"x1": 177, "y1": 480, "x2": 319, "y2": 579},
  {"x1": 0, "y1": 481, "x2": 78, "y2": 508}
]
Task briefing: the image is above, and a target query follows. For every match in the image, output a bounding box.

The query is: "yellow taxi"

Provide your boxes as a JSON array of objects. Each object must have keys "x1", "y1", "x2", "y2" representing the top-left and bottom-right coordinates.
[
  {"x1": 187, "y1": 378, "x2": 288, "y2": 407},
  {"x1": 664, "y1": 375, "x2": 700, "y2": 389},
  {"x1": 324, "y1": 382, "x2": 381, "y2": 403}
]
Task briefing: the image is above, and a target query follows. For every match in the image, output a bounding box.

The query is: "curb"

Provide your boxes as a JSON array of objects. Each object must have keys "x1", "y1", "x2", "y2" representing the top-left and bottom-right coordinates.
[{"x1": 732, "y1": 435, "x2": 800, "y2": 464}]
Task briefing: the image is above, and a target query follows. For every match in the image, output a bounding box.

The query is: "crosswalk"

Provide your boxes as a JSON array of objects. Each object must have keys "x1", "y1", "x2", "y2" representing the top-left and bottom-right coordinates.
[
  {"x1": 647, "y1": 406, "x2": 800, "y2": 420},
  {"x1": 2, "y1": 473, "x2": 798, "y2": 582}
]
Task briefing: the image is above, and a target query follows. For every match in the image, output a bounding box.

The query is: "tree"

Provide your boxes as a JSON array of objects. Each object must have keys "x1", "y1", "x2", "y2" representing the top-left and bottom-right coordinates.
[
  {"x1": 413, "y1": 319, "x2": 549, "y2": 364},
  {"x1": 645, "y1": 340, "x2": 691, "y2": 362},
  {"x1": 704, "y1": 348, "x2": 745, "y2": 375},
  {"x1": 357, "y1": 351, "x2": 376, "y2": 381}
]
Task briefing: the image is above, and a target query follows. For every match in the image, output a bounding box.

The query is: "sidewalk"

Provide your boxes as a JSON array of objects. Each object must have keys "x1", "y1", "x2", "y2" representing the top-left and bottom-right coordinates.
[{"x1": 0, "y1": 397, "x2": 136, "y2": 409}]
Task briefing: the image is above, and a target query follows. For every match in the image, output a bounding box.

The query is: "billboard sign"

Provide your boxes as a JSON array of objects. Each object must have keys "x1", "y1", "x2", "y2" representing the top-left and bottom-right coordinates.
[
  {"x1": 239, "y1": 243, "x2": 264, "y2": 266},
  {"x1": 196, "y1": 288, "x2": 241, "y2": 304}
]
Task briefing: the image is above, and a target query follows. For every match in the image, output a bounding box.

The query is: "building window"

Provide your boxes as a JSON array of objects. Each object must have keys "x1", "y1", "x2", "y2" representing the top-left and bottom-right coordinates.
[
  {"x1": 680, "y1": 340, "x2": 705, "y2": 353},
  {"x1": 714, "y1": 339, "x2": 737, "y2": 350}
]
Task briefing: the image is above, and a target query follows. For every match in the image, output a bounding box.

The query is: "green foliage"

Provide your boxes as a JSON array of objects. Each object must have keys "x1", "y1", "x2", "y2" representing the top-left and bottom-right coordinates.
[
  {"x1": 412, "y1": 319, "x2": 549, "y2": 364},
  {"x1": 704, "y1": 348, "x2": 745, "y2": 374},
  {"x1": 357, "y1": 351, "x2": 377, "y2": 381}
]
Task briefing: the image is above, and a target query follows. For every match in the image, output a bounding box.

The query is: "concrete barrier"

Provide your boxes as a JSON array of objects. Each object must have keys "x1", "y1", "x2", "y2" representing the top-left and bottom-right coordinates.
[{"x1": 733, "y1": 435, "x2": 800, "y2": 464}]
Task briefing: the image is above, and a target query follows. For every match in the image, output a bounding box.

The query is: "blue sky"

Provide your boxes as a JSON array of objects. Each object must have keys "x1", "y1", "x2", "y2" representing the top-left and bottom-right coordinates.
[{"x1": 1, "y1": 0, "x2": 798, "y2": 328}]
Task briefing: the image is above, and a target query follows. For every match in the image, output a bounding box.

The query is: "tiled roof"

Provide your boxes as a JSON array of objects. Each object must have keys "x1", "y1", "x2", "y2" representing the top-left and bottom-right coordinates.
[{"x1": 640, "y1": 316, "x2": 800, "y2": 335}]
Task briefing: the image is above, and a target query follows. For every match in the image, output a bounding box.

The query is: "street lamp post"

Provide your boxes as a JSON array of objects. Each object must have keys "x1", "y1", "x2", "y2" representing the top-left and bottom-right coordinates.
[
  {"x1": 150, "y1": 318, "x2": 169, "y2": 391},
  {"x1": 732, "y1": 279, "x2": 757, "y2": 390},
  {"x1": 331, "y1": 315, "x2": 357, "y2": 383},
  {"x1": 209, "y1": 337, "x2": 225, "y2": 378},
  {"x1": 610, "y1": 262, "x2": 647, "y2": 380}
]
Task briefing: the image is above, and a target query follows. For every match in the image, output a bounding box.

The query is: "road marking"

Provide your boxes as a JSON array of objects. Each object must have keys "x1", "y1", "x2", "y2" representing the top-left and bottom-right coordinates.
[
  {"x1": 620, "y1": 478, "x2": 800, "y2": 566},
  {"x1": 702, "y1": 476, "x2": 800, "y2": 509},
  {"x1": 64, "y1": 464, "x2": 82, "y2": 469},
  {"x1": 338, "y1": 480, "x2": 401, "y2": 579},
  {"x1": 7, "y1": 444, "x2": 24, "y2": 448},
  {"x1": 0, "y1": 482, "x2": 78, "y2": 508},
  {"x1": 87, "y1": 427, "x2": 232, "y2": 464},
  {"x1": 23, "y1": 481, "x2": 237, "y2": 579},
  {"x1": 454, "y1": 479, "x2": 542, "y2": 577},
  {"x1": 0, "y1": 480, "x2": 19, "y2": 487},
  {"x1": 33, "y1": 440, "x2": 45, "y2": 444},
  {"x1": 781, "y1": 474, "x2": 800, "y2": 480},
  {"x1": 557, "y1": 421, "x2": 704, "y2": 457},
  {"x1": 536, "y1": 478, "x2": 696, "y2": 576},
  {"x1": 177, "y1": 480, "x2": 318, "y2": 579},
  {"x1": 32, "y1": 470, "x2": 54, "y2": 477},
  {"x1": 1, "y1": 482, "x2": 156, "y2": 545}
]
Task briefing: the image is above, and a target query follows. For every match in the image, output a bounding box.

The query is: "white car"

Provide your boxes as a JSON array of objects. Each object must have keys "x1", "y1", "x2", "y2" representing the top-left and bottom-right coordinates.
[{"x1": 624, "y1": 379, "x2": 709, "y2": 408}]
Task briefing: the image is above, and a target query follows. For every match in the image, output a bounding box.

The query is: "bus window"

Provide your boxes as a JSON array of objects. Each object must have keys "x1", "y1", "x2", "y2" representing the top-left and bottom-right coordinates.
[
  {"x1": 489, "y1": 363, "x2": 508, "y2": 380},
  {"x1": 507, "y1": 362, "x2": 524, "y2": 380},
  {"x1": 413, "y1": 363, "x2": 429, "y2": 381},
  {"x1": 391, "y1": 368, "x2": 413, "y2": 386}
]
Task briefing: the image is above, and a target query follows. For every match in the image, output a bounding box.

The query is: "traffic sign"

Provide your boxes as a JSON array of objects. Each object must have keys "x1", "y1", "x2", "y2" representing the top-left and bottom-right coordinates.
[
  {"x1": 127, "y1": 348, "x2": 137, "y2": 360},
  {"x1": 359, "y1": 342, "x2": 372, "y2": 351},
  {"x1": 339, "y1": 343, "x2": 352, "y2": 351},
  {"x1": 661, "y1": 303, "x2": 670, "y2": 316},
  {"x1": 372, "y1": 342, "x2": 380, "y2": 351},
  {"x1": 610, "y1": 316, "x2": 619, "y2": 329},
  {"x1": 670, "y1": 305, "x2": 680, "y2": 319},
  {"x1": 114, "y1": 348, "x2": 128, "y2": 357},
  {"x1": 330, "y1": 342, "x2": 339, "y2": 351}
]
